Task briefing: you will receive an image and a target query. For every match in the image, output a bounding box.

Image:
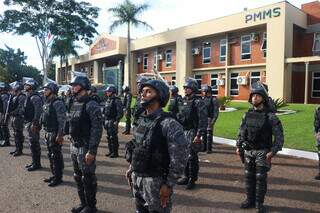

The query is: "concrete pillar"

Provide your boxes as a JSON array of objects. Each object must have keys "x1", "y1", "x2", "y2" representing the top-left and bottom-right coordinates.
[
  {"x1": 304, "y1": 62, "x2": 309, "y2": 104},
  {"x1": 55, "y1": 65, "x2": 61, "y2": 84},
  {"x1": 176, "y1": 39, "x2": 192, "y2": 93},
  {"x1": 93, "y1": 60, "x2": 99, "y2": 84}
]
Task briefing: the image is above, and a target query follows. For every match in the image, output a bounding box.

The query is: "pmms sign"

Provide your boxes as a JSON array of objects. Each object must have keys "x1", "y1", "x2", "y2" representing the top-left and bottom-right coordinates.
[{"x1": 245, "y1": 7, "x2": 281, "y2": 23}]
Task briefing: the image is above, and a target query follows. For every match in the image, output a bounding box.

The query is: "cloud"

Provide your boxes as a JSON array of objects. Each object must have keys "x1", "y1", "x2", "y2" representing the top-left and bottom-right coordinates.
[{"x1": 0, "y1": 0, "x2": 311, "y2": 69}]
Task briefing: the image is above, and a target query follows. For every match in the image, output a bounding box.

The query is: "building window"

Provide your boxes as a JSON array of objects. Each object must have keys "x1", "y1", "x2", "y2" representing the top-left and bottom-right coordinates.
[
  {"x1": 90, "y1": 65, "x2": 94, "y2": 78},
  {"x1": 165, "y1": 49, "x2": 172, "y2": 67},
  {"x1": 202, "y1": 42, "x2": 211, "y2": 64},
  {"x1": 241, "y1": 35, "x2": 251, "y2": 60},
  {"x1": 220, "y1": 39, "x2": 227, "y2": 63},
  {"x1": 230, "y1": 73, "x2": 239, "y2": 96},
  {"x1": 313, "y1": 33, "x2": 320, "y2": 56},
  {"x1": 210, "y1": 73, "x2": 219, "y2": 95},
  {"x1": 261, "y1": 32, "x2": 267, "y2": 57},
  {"x1": 172, "y1": 75, "x2": 176, "y2": 86},
  {"x1": 143, "y1": 54, "x2": 148, "y2": 70},
  {"x1": 153, "y1": 51, "x2": 157, "y2": 69},
  {"x1": 194, "y1": 74, "x2": 202, "y2": 89},
  {"x1": 250, "y1": 71, "x2": 261, "y2": 86},
  {"x1": 312, "y1": 71, "x2": 320, "y2": 98}
]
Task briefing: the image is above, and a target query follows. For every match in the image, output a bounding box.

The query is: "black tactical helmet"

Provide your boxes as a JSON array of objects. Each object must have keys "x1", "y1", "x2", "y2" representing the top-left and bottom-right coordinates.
[
  {"x1": 0, "y1": 82, "x2": 11, "y2": 91},
  {"x1": 141, "y1": 79, "x2": 170, "y2": 107},
  {"x1": 90, "y1": 86, "x2": 97, "y2": 93},
  {"x1": 10, "y1": 81, "x2": 24, "y2": 91},
  {"x1": 69, "y1": 76, "x2": 91, "y2": 90},
  {"x1": 183, "y1": 77, "x2": 198, "y2": 92},
  {"x1": 201, "y1": 84, "x2": 212, "y2": 93},
  {"x1": 43, "y1": 82, "x2": 59, "y2": 94},
  {"x1": 24, "y1": 79, "x2": 38, "y2": 90},
  {"x1": 105, "y1": 85, "x2": 117, "y2": 94},
  {"x1": 170, "y1": 85, "x2": 179, "y2": 94},
  {"x1": 136, "y1": 76, "x2": 148, "y2": 92},
  {"x1": 249, "y1": 82, "x2": 269, "y2": 104},
  {"x1": 122, "y1": 85, "x2": 130, "y2": 93}
]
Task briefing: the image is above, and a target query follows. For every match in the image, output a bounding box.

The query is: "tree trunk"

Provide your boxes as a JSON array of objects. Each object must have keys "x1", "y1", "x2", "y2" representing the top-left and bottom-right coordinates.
[
  {"x1": 127, "y1": 21, "x2": 131, "y2": 89},
  {"x1": 60, "y1": 56, "x2": 63, "y2": 83},
  {"x1": 66, "y1": 56, "x2": 69, "y2": 82}
]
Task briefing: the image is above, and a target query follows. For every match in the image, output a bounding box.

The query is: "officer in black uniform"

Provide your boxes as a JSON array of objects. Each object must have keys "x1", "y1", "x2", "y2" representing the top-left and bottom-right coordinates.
[
  {"x1": 176, "y1": 78, "x2": 207, "y2": 189},
  {"x1": 89, "y1": 86, "x2": 102, "y2": 104},
  {"x1": 125, "y1": 79, "x2": 188, "y2": 213},
  {"x1": 132, "y1": 76, "x2": 148, "y2": 126},
  {"x1": 201, "y1": 84, "x2": 219, "y2": 153},
  {"x1": 0, "y1": 82, "x2": 11, "y2": 147},
  {"x1": 9, "y1": 81, "x2": 26, "y2": 156},
  {"x1": 121, "y1": 85, "x2": 132, "y2": 135},
  {"x1": 69, "y1": 76, "x2": 103, "y2": 213},
  {"x1": 41, "y1": 82, "x2": 66, "y2": 187},
  {"x1": 236, "y1": 82, "x2": 284, "y2": 213},
  {"x1": 24, "y1": 79, "x2": 43, "y2": 171},
  {"x1": 103, "y1": 85, "x2": 123, "y2": 158},
  {"x1": 168, "y1": 85, "x2": 182, "y2": 118}
]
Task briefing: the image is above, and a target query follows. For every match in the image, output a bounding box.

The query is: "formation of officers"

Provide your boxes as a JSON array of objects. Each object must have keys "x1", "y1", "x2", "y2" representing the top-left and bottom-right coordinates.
[{"x1": 2, "y1": 74, "x2": 319, "y2": 213}]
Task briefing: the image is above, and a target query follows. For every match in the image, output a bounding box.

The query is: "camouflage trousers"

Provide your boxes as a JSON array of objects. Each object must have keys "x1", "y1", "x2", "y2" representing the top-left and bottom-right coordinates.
[
  {"x1": 183, "y1": 129, "x2": 199, "y2": 181},
  {"x1": 132, "y1": 172, "x2": 172, "y2": 213},
  {"x1": 104, "y1": 120, "x2": 119, "y2": 154},
  {"x1": 26, "y1": 122, "x2": 41, "y2": 165},
  {"x1": 45, "y1": 132, "x2": 64, "y2": 180},
  {"x1": 11, "y1": 116, "x2": 24, "y2": 152},
  {"x1": 0, "y1": 113, "x2": 10, "y2": 145}
]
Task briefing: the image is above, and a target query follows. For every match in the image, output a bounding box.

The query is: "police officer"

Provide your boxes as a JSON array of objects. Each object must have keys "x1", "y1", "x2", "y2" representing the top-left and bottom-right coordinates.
[
  {"x1": 132, "y1": 76, "x2": 148, "y2": 126},
  {"x1": 41, "y1": 82, "x2": 66, "y2": 187},
  {"x1": 0, "y1": 82, "x2": 11, "y2": 147},
  {"x1": 259, "y1": 82, "x2": 276, "y2": 113},
  {"x1": 168, "y1": 85, "x2": 182, "y2": 118},
  {"x1": 125, "y1": 79, "x2": 188, "y2": 213},
  {"x1": 176, "y1": 78, "x2": 207, "y2": 189},
  {"x1": 69, "y1": 76, "x2": 103, "y2": 213},
  {"x1": 89, "y1": 86, "x2": 102, "y2": 104},
  {"x1": 314, "y1": 106, "x2": 320, "y2": 180},
  {"x1": 201, "y1": 84, "x2": 219, "y2": 153},
  {"x1": 9, "y1": 81, "x2": 26, "y2": 156},
  {"x1": 121, "y1": 85, "x2": 132, "y2": 135},
  {"x1": 103, "y1": 85, "x2": 123, "y2": 158},
  {"x1": 236, "y1": 82, "x2": 284, "y2": 213},
  {"x1": 24, "y1": 79, "x2": 43, "y2": 171}
]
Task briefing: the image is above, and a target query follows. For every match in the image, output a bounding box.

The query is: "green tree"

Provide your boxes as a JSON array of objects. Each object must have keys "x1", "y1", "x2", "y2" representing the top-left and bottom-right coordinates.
[
  {"x1": 108, "y1": 0, "x2": 153, "y2": 88},
  {"x1": 0, "y1": 0, "x2": 99, "y2": 85}
]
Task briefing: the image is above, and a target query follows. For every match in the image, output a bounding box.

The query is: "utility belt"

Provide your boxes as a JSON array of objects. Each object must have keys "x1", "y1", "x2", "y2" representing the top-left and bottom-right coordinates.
[
  {"x1": 70, "y1": 137, "x2": 88, "y2": 148},
  {"x1": 242, "y1": 141, "x2": 271, "y2": 152},
  {"x1": 43, "y1": 127, "x2": 58, "y2": 133}
]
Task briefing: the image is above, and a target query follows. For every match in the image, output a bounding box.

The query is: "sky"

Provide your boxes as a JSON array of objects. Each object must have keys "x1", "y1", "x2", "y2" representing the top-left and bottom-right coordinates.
[{"x1": 0, "y1": 0, "x2": 313, "y2": 70}]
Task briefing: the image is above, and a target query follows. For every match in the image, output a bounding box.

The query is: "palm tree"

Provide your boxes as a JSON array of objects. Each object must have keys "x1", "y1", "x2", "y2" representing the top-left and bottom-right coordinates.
[
  {"x1": 108, "y1": 0, "x2": 153, "y2": 88},
  {"x1": 50, "y1": 37, "x2": 79, "y2": 83}
]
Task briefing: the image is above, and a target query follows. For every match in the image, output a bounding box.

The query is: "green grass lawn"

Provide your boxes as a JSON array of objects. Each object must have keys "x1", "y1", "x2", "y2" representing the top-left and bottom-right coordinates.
[
  {"x1": 215, "y1": 102, "x2": 318, "y2": 152},
  {"x1": 122, "y1": 98, "x2": 318, "y2": 152}
]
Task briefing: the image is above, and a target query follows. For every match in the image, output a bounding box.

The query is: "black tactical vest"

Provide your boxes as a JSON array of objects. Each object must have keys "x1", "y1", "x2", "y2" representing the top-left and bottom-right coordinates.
[
  {"x1": 11, "y1": 93, "x2": 26, "y2": 115},
  {"x1": 177, "y1": 96, "x2": 198, "y2": 130},
  {"x1": 168, "y1": 95, "x2": 181, "y2": 115},
  {"x1": 42, "y1": 98, "x2": 60, "y2": 132},
  {"x1": 245, "y1": 110, "x2": 273, "y2": 150},
  {"x1": 131, "y1": 112, "x2": 170, "y2": 177},
  {"x1": 69, "y1": 97, "x2": 91, "y2": 144},
  {"x1": 104, "y1": 97, "x2": 118, "y2": 120},
  {"x1": 24, "y1": 93, "x2": 41, "y2": 122},
  {"x1": 203, "y1": 96, "x2": 214, "y2": 118}
]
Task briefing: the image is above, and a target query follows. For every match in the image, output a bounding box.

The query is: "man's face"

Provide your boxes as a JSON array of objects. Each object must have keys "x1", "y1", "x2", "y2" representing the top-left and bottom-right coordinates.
[
  {"x1": 10, "y1": 89, "x2": 17, "y2": 96},
  {"x1": 141, "y1": 86, "x2": 157, "y2": 103},
  {"x1": 72, "y1": 85, "x2": 82, "y2": 94},
  {"x1": 252, "y1": 94, "x2": 264, "y2": 107},
  {"x1": 43, "y1": 88, "x2": 52, "y2": 97},
  {"x1": 24, "y1": 84, "x2": 32, "y2": 92},
  {"x1": 106, "y1": 92, "x2": 113, "y2": 97},
  {"x1": 184, "y1": 87, "x2": 193, "y2": 96}
]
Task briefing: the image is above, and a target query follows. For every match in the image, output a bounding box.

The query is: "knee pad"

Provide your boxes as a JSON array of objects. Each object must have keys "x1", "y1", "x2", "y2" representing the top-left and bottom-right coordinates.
[
  {"x1": 256, "y1": 167, "x2": 268, "y2": 181},
  {"x1": 244, "y1": 169, "x2": 255, "y2": 178}
]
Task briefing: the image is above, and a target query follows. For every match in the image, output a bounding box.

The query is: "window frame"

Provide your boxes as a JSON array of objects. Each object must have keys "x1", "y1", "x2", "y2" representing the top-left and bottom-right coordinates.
[
  {"x1": 312, "y1": 71, "x2": 320, "y2": 98},
  {"x1": 171, "y1": 75, "x2": 176, "y2": 86},
  {"x1": 165, "y1": 49, "x2": 173, "y2": 67},
  {"x1": 312, "y1": 33, "x2": 320, "y2": 55},
  {"x1": 153, "y1": 51, "x2": 157, "y2": 70},
  {"x1": 143, "y1": 53, "x2": 148, "y2": 71},
  {"x1": 194, "y1": 74, "x2": 202, "y2": 89},
  {"x1": 220, "y1": 39, "x2": 227, "y2": 63},
  {"x1": 261, "y1": 32, "x2": 267, "y2": 58},
  {"x1": 250, "y1": 71, "x2": 261, "y2": 87},
  {"x1": 202, "y1": 42, "x2": 212, "y2": 64},
  {"x1": 241, "y1": 35, "x2": 252, "y2": 60},
  {"x1": 230, "y1": 72, "x2": 239, "y2": 96},
  {"x1": 210, "y1": 73, "x2": 219, "y2": 95}
]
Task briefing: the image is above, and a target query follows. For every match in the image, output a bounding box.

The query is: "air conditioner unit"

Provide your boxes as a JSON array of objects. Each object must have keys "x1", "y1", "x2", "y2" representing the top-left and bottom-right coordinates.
[
  {"x1": 137, "y1": 57, "x2": 142, "y2": 63},
  {"x1": 251, "y1": 33, "x2": 259, "y2": 42},
  {"x1": 237, "y1": 76, "x2": 248, "y2": 85},
  {"x1": 217, "y1": 79, "x2": 225, "y2": 86},
  {"x1": 192, "y1": 48, "x2": 200, "y2": 56},
  {"x1": 157, "y1": 54, "x2": 164, "y2": 60}
]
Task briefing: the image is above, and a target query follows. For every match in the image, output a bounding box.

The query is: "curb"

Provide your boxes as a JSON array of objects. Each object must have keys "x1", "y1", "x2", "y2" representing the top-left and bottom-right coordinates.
[{"x1": 119, "y1": 122, "x2": 318, "y2": 161}]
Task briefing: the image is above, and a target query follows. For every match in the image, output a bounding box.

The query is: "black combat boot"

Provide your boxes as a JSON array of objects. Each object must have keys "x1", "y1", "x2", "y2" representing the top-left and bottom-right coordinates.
[
  {"x1": 9, "y1": 149, "x2": 17, "y2": 155},
  {"x1": 49, "y1": 154, "x2": 64, "y2": 187},
  {"x1": 105, "y1": 139, "x2": 113, "y2": 157},
  {"x1": 186, "y1": 179, "x2": 196, "y2": 190},
  {"x1": 27, "y1": 155, "x2": 42, "y2": 171},
  {"x1": 72, "y1": 175, "x2": 86, "y2": 213},
  {"x1": 177, "y1": 177, "x2": 188, "y2": 185},
  {"x1": 13, "y1": 150, "x2": 23, "y2": 156},
  {"x1": 44, "y1": 176, "x2": 55, "y2": 183},
  {"x1": 255, "y1": 168, "x2": 267, "y2": 213},
  {"x1": 110, "y1": 138, "x2": 119, "y2": 158},
  {"x1": 256, "y1": 203, "x2": 266, "y2": 213},
  {"x1": 82, "y1": 174, "x2": 97, "y2": 213}
]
